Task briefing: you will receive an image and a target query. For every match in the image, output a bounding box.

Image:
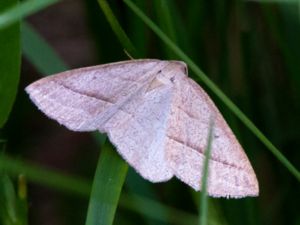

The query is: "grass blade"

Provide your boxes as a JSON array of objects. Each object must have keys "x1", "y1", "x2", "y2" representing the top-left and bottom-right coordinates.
[
  {"x1": 120, "y1": 193, "x2": 198, "y2": 225},
  {"x1": 96, "y1": 0, "x2": 138, "y2": 58},
  {"x1": 199, "y1": 119, "x2": 214, "y2": 225},
  {"x1": 85, "y1": 141, "x2": 128, "y2": 225},
  {"x1": 125, "y1": 170, "x2": 169, "y2": 225},
  {"x1": 0, "y1": 0, "x2": 21, "y2": 128},
  {"x1": 17, "y1": 175, "x2": 28, "y2": 225},
  {"x1": 123, "y1": 0, "x2": 300, "y2": 181},
  {"x1": 0, "y1": 154, "x2": 91, "y2": 196},
  {"x1": 153, "y1": 0, "x2": 178, "y2": 58},
  {"x1": 0, "y1": 0, "x2": 59, "y2": 30},
  {"x1": 21, "y1": 22, "x2": 68, "y2": 74},
  {"x1": 0, "y1": 174, "x2": 29, "y2": 225},
  {"x1": 0, "y1": 174, "x2": 18, "y2": 225}
]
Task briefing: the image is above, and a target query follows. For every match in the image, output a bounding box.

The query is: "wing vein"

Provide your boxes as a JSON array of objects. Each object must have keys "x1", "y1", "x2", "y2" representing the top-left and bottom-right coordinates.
[
  {"x1": 53, "y1": 81, "x2": 116, "y2": 104},
  {"x1": 166, "y1": 135, "x2": 244, "y2": 170}
]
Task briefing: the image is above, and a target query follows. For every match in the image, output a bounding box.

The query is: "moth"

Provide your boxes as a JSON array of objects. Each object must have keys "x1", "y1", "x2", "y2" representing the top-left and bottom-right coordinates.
[{"x1": 26, "y1": 59, "x2": 259, "y2": 198}]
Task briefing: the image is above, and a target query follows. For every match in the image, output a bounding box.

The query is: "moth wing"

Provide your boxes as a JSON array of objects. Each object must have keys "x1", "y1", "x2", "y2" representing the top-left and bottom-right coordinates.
[
  {"x1": 166, "y1": 77, "x2": 259, "y2": 197},
  {"x1": 26, "y1": 60, "x2": 166, "y2": 131},
  {"x1": 102, "y1": 80, "x2": 174, "y2": 182}
]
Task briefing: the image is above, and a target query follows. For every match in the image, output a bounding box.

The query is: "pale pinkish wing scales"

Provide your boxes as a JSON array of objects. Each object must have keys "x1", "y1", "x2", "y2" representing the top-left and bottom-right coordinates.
[
  {"x1": 102, "y1": 80, "x2": 174, "y2": 182},
  {"x1": 26, "y1": 59, "x2": 259, "y2": 198},
  {"x1": 26, "y1": 60, "x2": 165, "y2": 131},
  {"x1": 166, "y1": 76, "x2": 259, "y2": 198}
]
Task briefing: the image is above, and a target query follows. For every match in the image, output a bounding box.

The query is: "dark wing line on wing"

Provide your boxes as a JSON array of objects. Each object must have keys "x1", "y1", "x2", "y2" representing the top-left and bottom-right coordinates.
[
  {"x1": 166, "y1": 135, "x2": 244, "y2": 170},
  {"x1": 54, "y1": 81, "x2": 116, "y2": 104}
]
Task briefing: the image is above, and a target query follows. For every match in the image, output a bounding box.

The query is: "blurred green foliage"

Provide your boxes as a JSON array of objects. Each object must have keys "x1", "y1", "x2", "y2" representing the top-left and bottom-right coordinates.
[
  {"x1": 0, "y1": 174, "x2": 28, "y2": 225},
  {"x1": 0, "y1": 0, "x2": 299, "y2": 225}
]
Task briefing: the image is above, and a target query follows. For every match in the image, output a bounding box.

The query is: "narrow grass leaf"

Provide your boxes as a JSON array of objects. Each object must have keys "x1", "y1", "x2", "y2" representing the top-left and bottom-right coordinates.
[
  {"x1": 0, "y1": 154, "x2": 91, "y2": 196},
  {"x1": 261, "y1": 5, "x2": 300, "y2": 93},
  {"x1": 123, "y1": 0, "x2": 300, "y2": 181},
  {"x1": 85, "y1": 141, "x2": 128, "y2": 225},
  {"x1": 126, "y1": 1, "x2": 148, "y2": 57},
  {"x1": 153, "y1": 0, "x2": 178, "y2": 58},
  {"x1": 0, "y1": 0, "x2": 21, "y2": 128},
  {"x1": 0, "y1": 174, "x2": 28, "y2": 225},
  {"x1": 17, "y1": 175, "x2": 28, "y2": 225},
  {"x1": 0, "y1": 0, "x2": 59, "y2": 30},
  {"x1": 120, "y1": 193, "x2": 198, "y2": 225},
  {"x1": 0, "y1": 174, "x2": 18, "y2": 224},
  {"x1": 199, "y1": 119, "x2": 214, "y2": 225},
  {"x1": 21, "y1": 22, "x2": 68, "y2": 74},
  {"x1": 96, "y1": 0, "x2": 138, "y2": 58},
  {"x1": 125, "y1": 170, "x2": 169, "y2": 225}
]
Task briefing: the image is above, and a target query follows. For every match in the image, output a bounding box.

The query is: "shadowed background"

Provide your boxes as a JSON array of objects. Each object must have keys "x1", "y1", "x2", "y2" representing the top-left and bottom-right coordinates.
[{"x1": 1, "y1": 0, "x2": 300, "y2": 225}]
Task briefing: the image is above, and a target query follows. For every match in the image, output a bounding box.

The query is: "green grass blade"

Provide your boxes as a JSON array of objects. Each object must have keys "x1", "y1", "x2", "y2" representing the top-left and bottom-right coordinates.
[
  {"x1": 126, "y1": 1, "x2": 148, "y2": 57},
  {"x1": 21, "y1": 22, "x2": 68, "y2": 74},
  {"x1": 261, "y1": 5, "x2": 300, "y2": 92},
  {"x1": 0, "y1": 174, "x2": 29, "y2": 225},
  {"x1": 0, "y1": 0, "x2": 59, "y2": 30},
  {"x1": 0, "y1": 154, "x2": 91, "y2": 196},
  {"x1": 153, "y1": 0, "x2": 178, "y2": 58},
  {"x1": 125, "y1": 170, "x2": 170, "y2": 225},
  {"x1": 123, "y1": 0, "x2": 300, "y2": 181},
  {"x1": 199, "y1": 119, "x2": 214, "y2": 225},
  {"x1": 120, "y1": 193, "x2": 198, "y2": 225},
  {"x1": 17, "y1": 175, "x2": 28, "y2": 225},
  {"x1": 0, "y1": 0, "x2": 21, "y2": 128},
  {"x1": 96, "y1": 0, "x2": 138, "y2": 58},
  {"x1": 0, "y1": 174, "x2": 18, "y2": 224},
  {"x1": 85, "y1": 141, "x2": 128, "y2": 225}
]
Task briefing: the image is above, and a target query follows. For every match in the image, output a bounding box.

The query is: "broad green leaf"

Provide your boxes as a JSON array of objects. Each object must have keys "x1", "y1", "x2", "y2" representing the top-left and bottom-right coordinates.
[{"x1": 0, "y1": 0, "x2": 21, "y2": 128}]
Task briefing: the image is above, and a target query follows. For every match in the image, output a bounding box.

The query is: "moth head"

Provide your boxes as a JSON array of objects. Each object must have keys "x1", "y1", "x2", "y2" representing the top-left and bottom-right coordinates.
[{"x1": 157, "y1": 61, "x2": 188, "y2": 84}]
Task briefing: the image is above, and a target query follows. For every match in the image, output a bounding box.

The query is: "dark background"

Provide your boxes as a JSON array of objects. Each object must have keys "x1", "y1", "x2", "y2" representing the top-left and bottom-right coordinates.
[{"x1": 2, "y1": 0, "x2": 300, "y2": 225}]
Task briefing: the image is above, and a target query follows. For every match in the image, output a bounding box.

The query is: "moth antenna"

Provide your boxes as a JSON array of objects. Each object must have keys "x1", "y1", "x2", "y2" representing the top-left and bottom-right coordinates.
[{"x1": 124, "y1": 49, "x2": 134, "y2": 60}]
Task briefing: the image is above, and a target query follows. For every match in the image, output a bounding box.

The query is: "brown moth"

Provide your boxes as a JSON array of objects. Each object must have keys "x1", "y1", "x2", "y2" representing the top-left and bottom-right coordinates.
[{"x1": 26, "y1": 59, "x2": 259, "y2": 198}]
